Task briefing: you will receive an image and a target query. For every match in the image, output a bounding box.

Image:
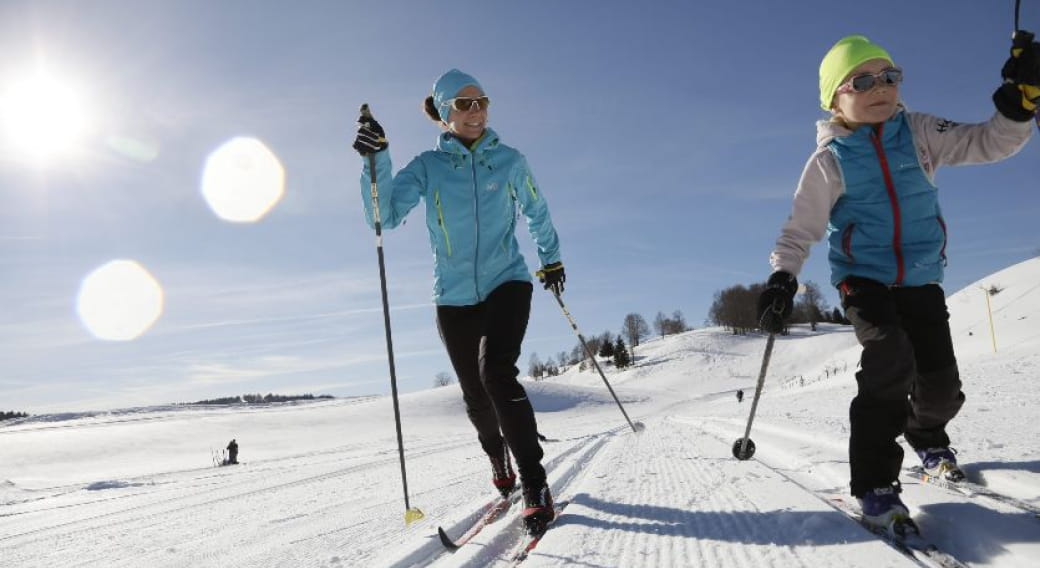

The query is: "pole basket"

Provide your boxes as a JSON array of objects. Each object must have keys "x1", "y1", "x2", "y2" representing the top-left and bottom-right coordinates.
[{"x1": 405, "y1": 507, "x2": 425, "y2": 525}]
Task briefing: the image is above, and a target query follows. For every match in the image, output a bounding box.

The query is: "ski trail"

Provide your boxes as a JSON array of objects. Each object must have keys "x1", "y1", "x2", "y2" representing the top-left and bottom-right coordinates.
[
  {"x1": 378, "y1": 423, "x2": 624, "y2": 567},
  {"x1": 521, "y1": 416, "x2": 914, "y2": 567},
  {"x1": 681, "y1": 415, "x2": 1040, "y2": 567}
]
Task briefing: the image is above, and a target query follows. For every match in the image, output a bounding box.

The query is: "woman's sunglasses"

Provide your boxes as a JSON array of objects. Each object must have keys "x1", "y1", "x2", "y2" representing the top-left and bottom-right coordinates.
[
  {"x1": 837, "y1": 68, "x2": 903, "y2": 94},
  {"x1": 444, "y1": 96, "x2": 490, "y2": 112}
]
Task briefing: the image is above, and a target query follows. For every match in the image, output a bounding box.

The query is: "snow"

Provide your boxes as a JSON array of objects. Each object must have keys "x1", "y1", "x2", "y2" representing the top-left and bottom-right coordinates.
[{"x1": 2, "y1": 257, "x2": 1039, "y2": 567}]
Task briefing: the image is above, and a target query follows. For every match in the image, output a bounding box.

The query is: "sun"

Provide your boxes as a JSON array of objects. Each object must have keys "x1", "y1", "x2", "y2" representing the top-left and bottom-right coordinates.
[{"x1": 1, "y1": 69, "x2": 90, "y2": 163}]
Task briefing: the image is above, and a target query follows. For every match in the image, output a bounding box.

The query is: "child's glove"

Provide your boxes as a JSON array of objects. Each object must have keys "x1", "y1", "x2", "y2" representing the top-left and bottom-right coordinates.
[
  {"x1": 757, "y1": 271, "x2": 797, "y2": 334},
  {"x1": 994, "y1": 30, "x2": 1040, "y2": 121},
  {"x1": 353, "y1": 115, "x2": 388, "y2": 155},
  {"x1": 536, "y1": 262, "x2": 565, "y2": 295}
]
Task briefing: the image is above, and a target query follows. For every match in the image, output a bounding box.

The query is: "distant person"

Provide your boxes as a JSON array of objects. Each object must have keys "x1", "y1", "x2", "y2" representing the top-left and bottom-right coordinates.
[
  {"x1": 352, "y1": 69, "x2": 563, "y2": 534},
  {"x1": 226, "y1": 439, "x2": 239, "y2": 465},
  {"x1": 736, "y1": 390, "x2": 744, "y2": 403},
  {"x1": 757, "y1": 34, "x2": 1036, "y2": 530}
]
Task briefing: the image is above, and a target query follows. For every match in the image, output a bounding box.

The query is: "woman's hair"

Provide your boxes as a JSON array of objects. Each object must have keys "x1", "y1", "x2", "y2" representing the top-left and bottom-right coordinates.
[{"x1": 423, "y1": 96, "x2": 442, "y2": 123}]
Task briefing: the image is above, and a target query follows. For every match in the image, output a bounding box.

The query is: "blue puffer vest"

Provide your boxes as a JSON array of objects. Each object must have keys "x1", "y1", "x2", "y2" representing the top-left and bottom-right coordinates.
[{"x1": 826, "y1": 111, "x2": 947, "y2": 287}]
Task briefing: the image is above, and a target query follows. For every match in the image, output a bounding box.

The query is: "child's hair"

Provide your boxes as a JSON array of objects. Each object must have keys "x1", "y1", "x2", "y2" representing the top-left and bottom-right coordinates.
[{"x1": 423, "y1": 96, "x2": 442, "y2": 123}]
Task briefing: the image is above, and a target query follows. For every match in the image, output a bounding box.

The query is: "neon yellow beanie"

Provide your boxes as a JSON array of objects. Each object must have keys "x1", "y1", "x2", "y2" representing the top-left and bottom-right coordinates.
[{"x1": 819, "y1": 35, "x2": 894, "y2": 110}]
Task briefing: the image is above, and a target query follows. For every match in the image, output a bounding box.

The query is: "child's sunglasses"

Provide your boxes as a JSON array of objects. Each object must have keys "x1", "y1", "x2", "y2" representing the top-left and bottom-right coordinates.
[
  {"x1": 837, "y1": 68, "x2": 903, "y2": 94},
  {"x1": 444, "y1": 96, "x2": 490, "y2": 112}
]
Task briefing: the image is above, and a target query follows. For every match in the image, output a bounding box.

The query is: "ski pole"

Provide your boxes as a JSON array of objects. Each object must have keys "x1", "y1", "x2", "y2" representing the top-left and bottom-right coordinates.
[
  {"x1": 360, "y1": 104, "x2": 424, "y2": 525},
  {"x1": 549, "y1": 291, "x2": 645, "y2": 433},
  {"x1": 732, "y1": 298, "x2": 784, "y2": 460}
]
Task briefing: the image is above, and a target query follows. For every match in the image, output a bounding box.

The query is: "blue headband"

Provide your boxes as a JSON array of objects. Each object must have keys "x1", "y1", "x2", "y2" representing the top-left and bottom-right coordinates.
[{"x1": 432, "y1": 69, "x2": 484, "y2": 122}]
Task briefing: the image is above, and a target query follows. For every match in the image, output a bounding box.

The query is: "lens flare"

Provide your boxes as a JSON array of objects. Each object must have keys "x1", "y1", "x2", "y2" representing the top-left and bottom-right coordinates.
[
  {"x1": 201, "y1": 137, "x2": 285, "y2": 223},
  {"x1": 105, "y1": 134, "x2": 160, "y2": 163},
  {"x1": 76, "y1": 260, "x2": 164, "y2": 341}
]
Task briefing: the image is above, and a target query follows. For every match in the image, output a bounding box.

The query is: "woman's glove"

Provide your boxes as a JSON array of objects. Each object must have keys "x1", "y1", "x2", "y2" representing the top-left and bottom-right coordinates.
[
  {"x1": 536, "y1": 262, "x2": 566, "y2": 295},
  {"x1": 353, "y1": 115, "x2": 388, "y2": 155}
]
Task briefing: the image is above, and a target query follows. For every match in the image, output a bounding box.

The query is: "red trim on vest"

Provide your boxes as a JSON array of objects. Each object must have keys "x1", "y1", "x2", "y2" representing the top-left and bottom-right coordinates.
[{"x1": 869, "y1": 125, "x2": 905, "y2": 285}]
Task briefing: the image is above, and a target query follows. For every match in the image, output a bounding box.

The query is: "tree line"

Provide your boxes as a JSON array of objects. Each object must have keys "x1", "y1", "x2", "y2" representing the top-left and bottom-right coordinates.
[
  {"x1": 527, "y1": 309, "x2": 689, "y2": 379},
  {"x1": 1, "y1": 411, "x2": 29, "y2": 422},
  {"x1": 709, "y1": 280, "x2": 847, "y2": 334},
  {"x1": 186, "y1": 393, "x2": 334, "y2": 405},
  {"x1": 436, "y1": 281, "x2": 847, "y2": 387}
]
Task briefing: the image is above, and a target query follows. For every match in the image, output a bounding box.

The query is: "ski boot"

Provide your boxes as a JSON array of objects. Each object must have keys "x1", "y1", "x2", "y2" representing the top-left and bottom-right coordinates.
[
  {"x1": 521, "y1": 482, "x2": 555, "y2": 536},
  {"x1": 916, "y1": 447, "x2": 965, "y2": 482},
  {"x1": 858, "y1": 484, "x2": 914, "y2": 537},
  {"x1": 489, "y1": 448, "x2": 517, "y2": 498}
]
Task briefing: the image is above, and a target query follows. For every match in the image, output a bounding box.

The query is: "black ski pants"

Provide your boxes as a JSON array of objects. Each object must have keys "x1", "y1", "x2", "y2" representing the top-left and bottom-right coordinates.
[
  {"x1": 840, "y1": 276, "x2": 964, "y2": 497},
  {"x1": 436, "y1": 280, "x2": 546, "y2": 489}
]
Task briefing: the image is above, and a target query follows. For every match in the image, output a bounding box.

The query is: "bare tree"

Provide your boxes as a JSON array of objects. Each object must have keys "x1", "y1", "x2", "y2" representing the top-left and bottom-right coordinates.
[
  {"x1": 528, "y1": 353, "x2": 543, "y2": 379},
  {"x1": 433, "y1": 372, "x2": 454, "y2": 388},
  {"x1": 623, "y1": 313, "x2": 650, "y2": 348},
  {"x1": 709, "y1": 283, "x2": 764, "y2": 334},
  {"x1": 670, "y1": 310, "x2": 688, "y2": 333},
  {"x1": 544, "y1": 355, "x2": 558, "y2": 377},
  {"x1": 654, "y1": 310, "x2": 689, "y2": 337},
  {"x1": 796, "y1": 281, "x2": 828, "y2": 331},
  {"x1": 653, "y1": 311, "x2": 668, "y2": 338}
]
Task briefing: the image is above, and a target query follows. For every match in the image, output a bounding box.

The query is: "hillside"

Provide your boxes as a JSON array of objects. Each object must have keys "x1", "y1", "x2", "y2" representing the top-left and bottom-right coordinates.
[{"x1": 2, "y1": 258, "x2": 1039, "y2": 567}]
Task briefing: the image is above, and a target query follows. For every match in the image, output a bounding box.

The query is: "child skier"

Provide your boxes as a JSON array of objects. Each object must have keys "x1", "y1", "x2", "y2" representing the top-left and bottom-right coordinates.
[
  {"x1": 352, "y1": 69, "x2": 563, "y2": 534},
  {"x1": 757, "y1": 34, "x2": 1037, "y2": 529}
]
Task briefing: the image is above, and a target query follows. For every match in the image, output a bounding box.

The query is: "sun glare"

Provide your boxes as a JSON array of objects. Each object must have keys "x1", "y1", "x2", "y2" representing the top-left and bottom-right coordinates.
[
  {"x1": 1, "y1": 70, "x2": 90, "y2": 163},
  {"x1": 201, "y1": 137, "x2": 285, "y2": 223},
  {"x1": 76, "y1": 260, "x2": 164, "y2": 341}
]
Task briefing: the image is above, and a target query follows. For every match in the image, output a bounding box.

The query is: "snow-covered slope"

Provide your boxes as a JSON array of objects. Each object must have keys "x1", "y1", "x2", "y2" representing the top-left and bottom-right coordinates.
[{"x1": 2, "y1": 258, "x2": 1039, "y2": 567}]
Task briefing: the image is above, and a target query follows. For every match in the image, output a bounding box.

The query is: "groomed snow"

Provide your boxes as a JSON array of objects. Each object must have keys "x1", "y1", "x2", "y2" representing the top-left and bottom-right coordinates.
[{"x1": 2, "y1": 257, "x2": 1039, "y2": 567}]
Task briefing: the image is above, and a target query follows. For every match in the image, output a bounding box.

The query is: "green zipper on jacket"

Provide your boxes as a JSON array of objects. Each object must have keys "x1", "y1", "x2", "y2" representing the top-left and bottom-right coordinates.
[
  {"x1": 433, "y1": 189, "x2": 452, "y2": 257},
  {"x1": 525, "y1": 176, "x2": 539, "y2": 200}
]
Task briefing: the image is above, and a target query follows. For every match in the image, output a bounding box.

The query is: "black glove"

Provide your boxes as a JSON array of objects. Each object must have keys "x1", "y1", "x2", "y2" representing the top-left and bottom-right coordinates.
[
  {"x1": 757, "y1": 271, "x2": 797, "y2": 334},
  {"x1": 994, "y1": 30, "x2": 1040, "y2": 121},
  {"x1": 353, "y1": 115, "x2": 388, "y2": 155},
  {"x1": 536, "y1": 262, "x2": 565, "y2": 295}
]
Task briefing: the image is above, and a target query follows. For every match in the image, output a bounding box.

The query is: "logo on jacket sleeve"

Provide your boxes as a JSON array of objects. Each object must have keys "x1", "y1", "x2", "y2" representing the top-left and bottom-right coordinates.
[
  {"x1": 486, "y1": 182, "x2": 499, "y2": 192},
  {"x1": 935, "y1": 118, "x2": 958, "y2": 133}
]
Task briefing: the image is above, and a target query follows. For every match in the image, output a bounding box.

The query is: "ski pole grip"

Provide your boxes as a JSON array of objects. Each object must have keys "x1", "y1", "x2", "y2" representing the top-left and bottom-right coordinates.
[
  {"x1": 360, "y1": 103, "x2": 373, "y2": 121},
  {"x1": 1012, "y1": 30, "x2": 1035, "y2": 58}
]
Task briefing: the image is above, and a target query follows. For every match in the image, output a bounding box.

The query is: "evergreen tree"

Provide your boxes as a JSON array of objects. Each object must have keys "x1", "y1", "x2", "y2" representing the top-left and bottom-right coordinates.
[{"x1": 613, "y1": 336, "x2": 631, "y2": 369}]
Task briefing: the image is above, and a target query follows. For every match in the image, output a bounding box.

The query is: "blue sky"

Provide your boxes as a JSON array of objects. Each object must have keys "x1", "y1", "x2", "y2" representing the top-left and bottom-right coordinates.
[{"x1": 2, "y1": 1, "x2": 1037, "y2": 413}]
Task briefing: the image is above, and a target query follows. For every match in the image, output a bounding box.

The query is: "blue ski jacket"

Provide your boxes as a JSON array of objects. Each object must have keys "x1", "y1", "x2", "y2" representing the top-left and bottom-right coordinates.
[{"x1": 360, "y1": 128, "x2": 561, "y2": 306}]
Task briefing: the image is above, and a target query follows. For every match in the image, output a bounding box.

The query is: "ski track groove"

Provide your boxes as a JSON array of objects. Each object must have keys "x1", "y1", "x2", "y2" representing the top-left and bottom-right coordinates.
[
  {"x1": 411, "y1": 425, "x2": 623, "y2": 568},
  {"x1": 566, "y1": 420, "x2": 812, "y2": 568},
  {"x1": 674, "y1": 414, "x2": 1037, "y2": 568}
]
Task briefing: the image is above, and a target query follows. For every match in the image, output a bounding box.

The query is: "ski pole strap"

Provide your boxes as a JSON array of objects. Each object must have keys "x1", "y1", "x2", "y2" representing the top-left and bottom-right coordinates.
[{"x1": 535, "y1": 262, "x2": 564, "y2": 280}]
